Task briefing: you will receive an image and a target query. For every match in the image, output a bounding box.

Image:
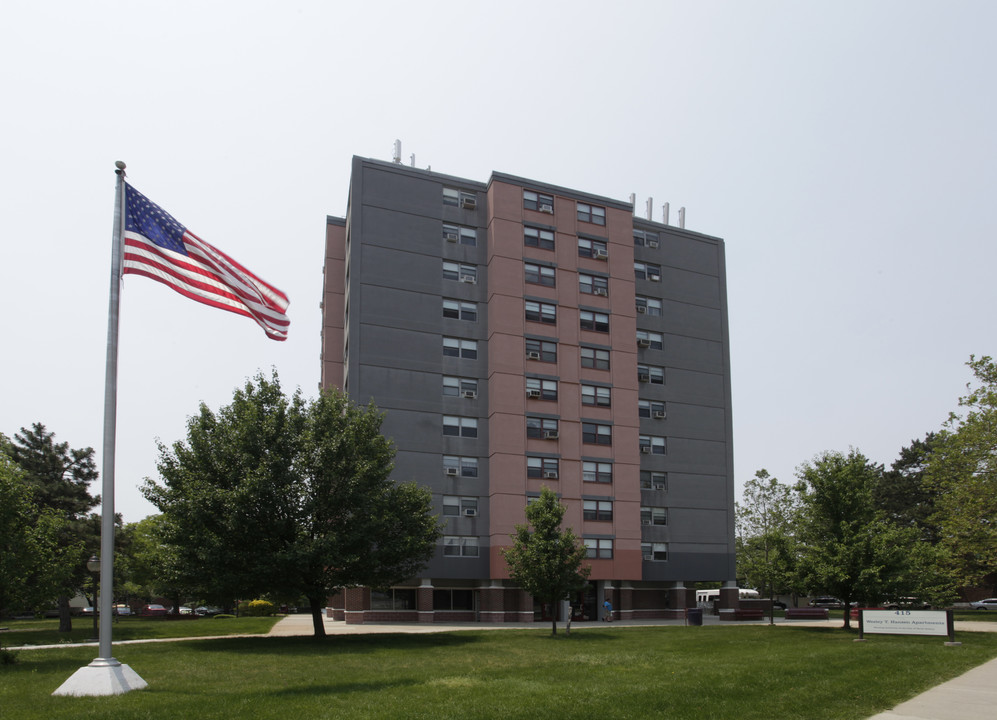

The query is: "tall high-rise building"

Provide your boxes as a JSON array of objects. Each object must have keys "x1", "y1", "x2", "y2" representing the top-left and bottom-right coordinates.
[{"x1": 321, "y1": 155, "x2": 735, "y2": 623}]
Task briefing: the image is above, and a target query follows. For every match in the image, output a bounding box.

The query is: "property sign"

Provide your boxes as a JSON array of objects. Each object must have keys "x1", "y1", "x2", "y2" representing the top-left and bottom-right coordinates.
[{"x1": 860, "y1": 609, "x2": 951, "y2": 638}]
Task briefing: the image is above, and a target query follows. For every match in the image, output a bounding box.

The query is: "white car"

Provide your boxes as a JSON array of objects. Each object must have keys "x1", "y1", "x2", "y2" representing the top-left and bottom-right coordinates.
[{"x1": 970, "y1": 598, "x2": 997, "y2": 610}]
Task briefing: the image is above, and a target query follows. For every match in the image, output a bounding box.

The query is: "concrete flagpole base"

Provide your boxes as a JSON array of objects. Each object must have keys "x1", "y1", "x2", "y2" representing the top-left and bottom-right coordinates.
[{"x1": 52, "y1": 657, "x2": 148, "y2": 696}]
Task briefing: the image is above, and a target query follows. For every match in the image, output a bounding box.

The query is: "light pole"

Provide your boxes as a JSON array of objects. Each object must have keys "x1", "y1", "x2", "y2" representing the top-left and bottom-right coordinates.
[{"x1": 87, "y1": 555, "x2": 100, "y2": 641}]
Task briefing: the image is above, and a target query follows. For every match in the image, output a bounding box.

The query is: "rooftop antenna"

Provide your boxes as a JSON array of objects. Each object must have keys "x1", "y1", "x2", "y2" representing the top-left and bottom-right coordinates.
[
  {"x1": 678, "y1": 206, "x2": 686, "y2": 229},
  {"x1": 645, "y1": 196, "x2": 653, "y2": 221},
  {"x1": 410, "y1": 153, "x2": 416, "y2": 167},
  {"x1": 629, "y1": 193, "x2": 636, "y2": 213},
  {"x1": 392, "y1": 139, "x2": 402, "y2": 164},
  {"x1": 662, "y1": 202, "x2": 670, "y2": 226}
]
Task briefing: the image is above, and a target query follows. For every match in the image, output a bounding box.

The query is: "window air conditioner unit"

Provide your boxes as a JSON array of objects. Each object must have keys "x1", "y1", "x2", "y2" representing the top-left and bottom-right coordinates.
[
  {"x1": 543, "y1": 430, "x2": 559, "y2": 440},
  {"x1": 445, "y1": 232, "x2": 459, "y2": 242},
  {"x1": 460, "y1": 275, "x2": 476, "y2": 284},
  {"x1": 643, "y1": 553, "x2": 653, "y2": 560},
  {"x1": 462, "y1": 390, "x2": 477, "y2": 399},
  {"x1": 526, "y1": 389, "x2": 541, "y2": 398},
  {"x1": 637, "y1": 338, "x2": 651, "y2": 348},
  {"x1": 636, "y1": 305, "x2": 647, "y2": 313},
  {"x1": 594, "y1": 288, "x2": 608, "y2": 296},
  {"x1": 538, "y1": 203, "x2": 554, "y2": 213},
  {"x1": 653, "y1": 482, "x2": 666, "y2": 490},
  {"x1": 463, "y1": 508, "x2": 477, "y2": 517},
  {"x1": 638, "y1": 373, "x2": 650, "y2": 383},
  {"x1": 642, "y1": 519, "x2": 652, "y2": 525},
  {"x1": 649, "y1": 274, "x2": 661, "y2": 282},
  {"x1": 445, "y1": 467, "x2": 458, "y2": 476},
  {"x1": 526, "y1": 351, "x2": 541, "y2": 360},
  {"x1": 640, "y1": 446, "x2": 652, "y2": 454},
  {"x1": 647, "y1": 240, "x2": 659, "y2": 248},
  {"x1": 652, "y1": 410, "x2": 666, "y2": 419},
  {"x1": 543, "y1": 471, "x2": 559, "y2": 479},
  {"x1": 460, "y1": 197, "x2": 476, "y2": 210},
  {"x1": 593, "y1": 249, "x2": 608, "y2": 259}
]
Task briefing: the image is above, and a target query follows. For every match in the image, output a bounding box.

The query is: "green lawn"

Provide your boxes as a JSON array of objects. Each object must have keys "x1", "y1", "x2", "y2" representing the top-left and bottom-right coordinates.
[
  {"x1": 0, "y1": 616, "x2": 279, "y2": 647},
  {"x1": 2, "y1": 625, "x2": 996, "y2": 720}
]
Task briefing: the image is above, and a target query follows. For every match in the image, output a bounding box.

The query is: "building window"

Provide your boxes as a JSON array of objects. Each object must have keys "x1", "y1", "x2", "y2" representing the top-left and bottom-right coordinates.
[
  {"x1": 636, "y1": 330, "x2": 663, "y2": 350},
  {"x1": 581, "y1": 384, "x2": 611, "y2": 407},
  {"x1": 443, "y1": 536, "x2": 479, "y2": 557},
  {"x1": 577, "y1": 202, "x2": 606, "y2": 226},
  {"x1": 527, "y1": 456, "x2": 560, "y2": 479},
  {"x1": 635, "y1": 295, "x2": 662, "y2": 316},
  {"x1": 525, "y1": 262, "x2": 556, "y2": 287},
  {"x1": 526, "y1": 377, "x2": 558, "y2": 401},
  {"x1": 639, "y1": 435, "x2": 667, "y2": 455},
  {"x1": 579, "y1": 273, "x2": 609, "y2": 296},
  {"x1": 634, "y1": 261, "x2": 662, "y2": 281},
  {"x1": 443, "y1": 337, "x2": 478, "y2": 359},
  {"x1": 640, "y1": 506, "x2": 668, "y2": 526},
  {"x1": 443, "y1": 261, "x2": 477, "y2": 283},
  {"x1": 370, "y1": 588, "x2": 417, "y2": 610},
  {"x1": 638, "y1": 400, "x2": 666, "y2": 419},
  {"x1": 640, "y1": 471, "x2": 667, "y2": 490},
  {"x1": 637, "y1": 364, "x2": 664, "y2": 384},
  {"x1": 580, "y1": 310, "x2": 609, "y2": 333},
  {"x1": 443, "y1": 416, "x2": 478, "y2": 438},
  {"x1": 581, "y1": 346, "x2": 610, "y2": 370},
  {"x1": 583, "y1": 461, "x2": 613, "y2": 484},
  {"x1": 525, "y1": 338, "x2": 557, "y2": 363},
  {"x1": 444, "y1": 455, "x2": 479, "y2": 477},
  {"x1": 526, "y1": 416, "x2": 559, "y2": 440},
  {"x1": 582, "y1": 422, "x2": 612, "y2": 446},
  {"x1": 443, "y1": 299, "x2": 478, "y2": 322},
  {"x1": 443, "y1": 223, "x2": 477, "y2": 246},
  {"x1": 641, "y1": 542, "x2": 668, "y2": 561},
  {"x1": 443, "y1": 495, "x2": 479, "y2": 517},
  {"x1": 578, "y1": 237, "x2": 608, "y2": 259},
  {"x1": 433, "y1": 588, "x2": 475, "y2": 611},
  {"x1": 524, "y1": 226, "x2": 555, "y2": 251},
  {"x1": 443, "y1": 376, "x2": 478, "y2": 397},
  {"x1": 583, "y1": 500, "x2": 613, "y2": 522},
  {"x1": 584, "y1": 538, "x2": 613, "y2": 559},
  {"x1": 525, "y1": 300, "x2": 557, "y2": 325},
  {"x1": 524, "y1": 190, "x2": 554, "y2": 213},
  {"x1": 633, "y1": 229, "x2": 659, "y2": 247},
  {"x1": 443, "y1": 188, "x2": 477, "y2": 209}
]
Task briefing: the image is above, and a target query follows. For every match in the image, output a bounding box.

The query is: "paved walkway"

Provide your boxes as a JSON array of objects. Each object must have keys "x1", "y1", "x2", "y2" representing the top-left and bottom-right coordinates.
[{"x1": 11, "y1": 614, "x2": 997, "y2": 718}]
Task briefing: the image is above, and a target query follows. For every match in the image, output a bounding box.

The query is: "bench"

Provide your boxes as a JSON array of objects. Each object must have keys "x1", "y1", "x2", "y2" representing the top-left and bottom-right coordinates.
[
  {"x1": 733, "y1": 608, "x2": 765, "y2": 621},
  {"x1": 785, "y1": 607, "x2": 829, "y2": 620}
]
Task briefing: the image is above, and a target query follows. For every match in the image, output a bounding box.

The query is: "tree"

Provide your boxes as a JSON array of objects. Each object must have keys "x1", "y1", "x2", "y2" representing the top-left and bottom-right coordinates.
[
  {"x1": 501, "y1": 486, "x2": 591, "y2": 635},
  {"x1": 794, "y1": 449, "x2": 921, "y2": 629},
  {"x1": 0, "y1": 451, "x2": 78, "y2": 624},
  {"x1": 925, "y1": 355, "x2": 997, "y2": 591},
  {"x1": 7, "y1": 424, "x2": 99, "y2": 631},
  {"x1": 735, "y1": 469, "x2": 802, "y2": 619},
  {"x1": 142, "y1": 371, "x2": 441, "y2": 637},
  {"x1": 873, "y1": 434, "x2": 942, "y2": 543}
]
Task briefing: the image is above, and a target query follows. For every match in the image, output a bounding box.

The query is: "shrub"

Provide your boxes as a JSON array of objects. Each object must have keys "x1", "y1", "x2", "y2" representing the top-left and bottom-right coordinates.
[{"x1": 242, "y1": 600, "x2": 276, "y2": 617}]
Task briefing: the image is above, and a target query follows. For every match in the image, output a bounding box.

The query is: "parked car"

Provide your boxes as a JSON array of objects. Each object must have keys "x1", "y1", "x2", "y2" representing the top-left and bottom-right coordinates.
[
  {"x1": 80, "y1": 606, "x2": 96, "y2": 616},
  {"x1": 970, "y1": 598, "x2": 997, "y2": 611},
  {"x1": 113, "y1": 604, "x2": 132, "y2": 616},
  {"x1": 883, "y1": 597, "x2": 930, "y2": 610},
  {"x1": 809, "y1": 597, "x2": 845, "y2": 609},
  {"x1": 771, "y1": 600, "x2": 788, "y2": 611},
  {"x1": 195, "y1": 606, "x2": 223, "y2": 616},
  {"x1": 140, "y1": 604, "x2": 168, "y2": 617}
]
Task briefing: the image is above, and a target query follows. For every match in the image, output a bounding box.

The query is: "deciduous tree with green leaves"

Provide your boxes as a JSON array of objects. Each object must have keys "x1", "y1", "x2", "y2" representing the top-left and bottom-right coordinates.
[
  {"x1": 143, "y1": 371, "x2": 441, "y2": 637},
  {"x1": 926, "y1": 355, "x2": 997, "y2": 592},
  {"x1": 501, "y1": 486, "x2": 590, "y2": 636},
  {"x1": 736, "y1": 469, "x2": 801, "y2": 620},
  {"x1": 794, "y1": 449, "x2": 922, "y2": 629}
]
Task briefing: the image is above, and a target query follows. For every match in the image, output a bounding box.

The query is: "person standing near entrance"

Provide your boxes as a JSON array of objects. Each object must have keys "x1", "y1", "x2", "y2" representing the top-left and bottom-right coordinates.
[{"x1": 603, "y1": 597, "x2": 613, "y2": 622}]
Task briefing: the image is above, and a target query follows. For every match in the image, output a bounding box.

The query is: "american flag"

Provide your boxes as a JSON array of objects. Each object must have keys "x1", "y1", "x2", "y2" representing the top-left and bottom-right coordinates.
[{"x1": 121, "y1": 183, "x2": 290, "y2": 341}]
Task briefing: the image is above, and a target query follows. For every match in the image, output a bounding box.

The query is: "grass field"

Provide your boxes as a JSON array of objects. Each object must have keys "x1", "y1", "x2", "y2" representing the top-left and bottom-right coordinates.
[
  {"x1": 0, "y1": 616, "x2": 280, "y2": 647},
  {"x1": 2, "y1": 624, "x2": 996, "y2": 720}
]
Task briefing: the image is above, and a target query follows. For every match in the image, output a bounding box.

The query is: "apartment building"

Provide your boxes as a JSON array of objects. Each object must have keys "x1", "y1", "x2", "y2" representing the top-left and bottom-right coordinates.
[{"x1": 321, "y1": 156, "x2": 736, "y2": 623}]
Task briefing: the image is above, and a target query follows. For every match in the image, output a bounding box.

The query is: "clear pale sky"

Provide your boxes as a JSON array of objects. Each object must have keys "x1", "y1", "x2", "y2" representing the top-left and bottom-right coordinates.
[{"x1": 2, "y1": 1, "x2": 993, "y2": 523}]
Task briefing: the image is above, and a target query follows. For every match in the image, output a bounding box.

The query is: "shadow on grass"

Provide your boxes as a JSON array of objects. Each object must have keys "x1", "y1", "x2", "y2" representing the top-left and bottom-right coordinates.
[
  {"x1": 269, "y1": 677, "x2": 422, "y2": 697},
  {"x1": 181, "y1": 631, "x2": 485, "y2": 657}
]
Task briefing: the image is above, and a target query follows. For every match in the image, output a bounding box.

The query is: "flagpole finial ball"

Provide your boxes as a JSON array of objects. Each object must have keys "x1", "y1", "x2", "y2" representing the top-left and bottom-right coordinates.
[{"x1": 115, "y1": 161, "x2": 126, "y2": 170}]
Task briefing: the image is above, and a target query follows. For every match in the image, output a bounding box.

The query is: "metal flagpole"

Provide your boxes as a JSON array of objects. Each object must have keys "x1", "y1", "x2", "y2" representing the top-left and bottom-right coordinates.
[{"x1": 53, "y1": 162, "x2": 147, "y2": 696}]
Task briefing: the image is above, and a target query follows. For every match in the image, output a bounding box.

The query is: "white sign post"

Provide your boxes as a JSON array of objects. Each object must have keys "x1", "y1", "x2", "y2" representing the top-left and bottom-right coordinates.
[{"x1": 858, "y1": 609, "x2": 956, "y2": 644}]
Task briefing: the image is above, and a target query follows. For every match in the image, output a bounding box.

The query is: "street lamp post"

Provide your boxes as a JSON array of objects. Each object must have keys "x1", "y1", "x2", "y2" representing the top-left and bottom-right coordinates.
[{"x1": 87, "y1": 555, "x2": 100, "y2": 641}]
